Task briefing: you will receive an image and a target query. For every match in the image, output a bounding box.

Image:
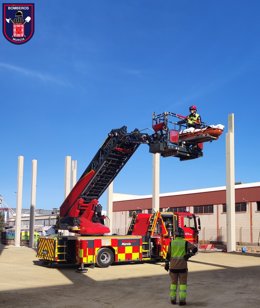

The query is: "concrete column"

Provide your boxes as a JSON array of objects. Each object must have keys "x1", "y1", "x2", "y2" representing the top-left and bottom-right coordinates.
[
  {"x1": 249, "y1": 202, "x2": 253, "y2": 244},
  {"x1": 107, "y1": 182, "x2": 114, "y2": 234},
  {"x1": 64, "y1": 156, "x2": 72, "y2": 198},
  {"x1": 71, "y1": 160, "x2": 77, "y2": 189},
  {"x1": 29, "y1": 160, "x2": 37, "y2": 248},
  {"x1": 15, "y1": 156, "x2": 24, "y2": 247},
  {"x1": 152, "y1": 153, "x2": 160, "y2": 212},
  {"x1": 226, "y1": 113, "x2": 236, "y2": 252}
]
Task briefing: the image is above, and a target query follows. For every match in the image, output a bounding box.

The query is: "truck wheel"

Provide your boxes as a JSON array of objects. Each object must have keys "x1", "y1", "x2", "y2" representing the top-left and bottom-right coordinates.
[{"x1": 96, "y1": 248, "x2": 114, "y2": 268}]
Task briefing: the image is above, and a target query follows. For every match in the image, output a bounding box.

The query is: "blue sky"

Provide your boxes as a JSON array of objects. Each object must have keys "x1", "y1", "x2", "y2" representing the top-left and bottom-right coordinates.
[{"x1": 1, "y1": 0, "x2": 260, "y2": 211}]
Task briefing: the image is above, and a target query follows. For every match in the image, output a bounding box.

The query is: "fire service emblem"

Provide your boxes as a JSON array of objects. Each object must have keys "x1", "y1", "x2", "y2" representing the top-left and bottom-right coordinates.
[{"x1": 2, "y1": 3, "x2": 34, "y2": 44}]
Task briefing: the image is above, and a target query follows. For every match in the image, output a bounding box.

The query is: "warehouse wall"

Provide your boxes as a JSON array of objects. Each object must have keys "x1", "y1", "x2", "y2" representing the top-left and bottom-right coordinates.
[{"x1": 113, "y1": 204, "x2": 260, "y2": 244}]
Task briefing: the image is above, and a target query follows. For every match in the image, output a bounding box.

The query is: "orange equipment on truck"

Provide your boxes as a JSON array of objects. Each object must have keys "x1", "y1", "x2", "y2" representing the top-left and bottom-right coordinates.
[{"x1": 37, "y1": 113, "x2": 221, "y2": 269}]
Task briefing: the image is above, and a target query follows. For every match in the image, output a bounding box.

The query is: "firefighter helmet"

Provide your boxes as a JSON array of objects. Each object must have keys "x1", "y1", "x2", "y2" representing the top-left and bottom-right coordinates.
[
  {"x1": 15, "y1": 11, "x2": 23, "y2": 17},
  {"x1": 189, "y1": 105, "x2": 197, "y2": 111},
  {"x1": 14, "y1": 10, "x2": 24, "y2": 24},
  {"x1": 176, "y1": 227, "x2": 185, "y2": 238}
]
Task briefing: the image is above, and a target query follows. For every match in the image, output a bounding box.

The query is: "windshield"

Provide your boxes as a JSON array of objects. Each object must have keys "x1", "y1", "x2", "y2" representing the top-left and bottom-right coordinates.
[{"x1": 183, "y1": 215, "x2": 196, "y2": 229}]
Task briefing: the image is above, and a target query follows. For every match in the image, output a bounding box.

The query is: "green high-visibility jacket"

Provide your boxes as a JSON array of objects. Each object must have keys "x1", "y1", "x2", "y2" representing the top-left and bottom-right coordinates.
[
  {"x1": 187, "y1": 113, "x2": 200, "y2": 125},
  {"x1": 170, "y1": 237, "x2": 186, "y2": 259}
]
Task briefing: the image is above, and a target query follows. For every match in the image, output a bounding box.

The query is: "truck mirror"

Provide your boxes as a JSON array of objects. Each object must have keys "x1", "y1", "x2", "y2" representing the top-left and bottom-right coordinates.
[{"x1": 197, "y1": 217, "x2": 201, "y2": 230}]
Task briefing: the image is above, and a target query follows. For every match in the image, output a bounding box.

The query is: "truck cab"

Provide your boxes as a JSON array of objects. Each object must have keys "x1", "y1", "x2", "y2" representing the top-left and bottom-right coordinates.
[{"x1": 160, "y1": 211, "x2": 200, "y2": 244}]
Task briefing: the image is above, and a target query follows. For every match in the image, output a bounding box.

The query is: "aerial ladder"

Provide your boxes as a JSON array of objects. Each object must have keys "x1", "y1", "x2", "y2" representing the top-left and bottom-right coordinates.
[
  {"x1": 57, "y1": 126, "x2": 150, "y2": 235},
  {"x1": 55, "y1": 113, "x2": 224, "y2": 236}
]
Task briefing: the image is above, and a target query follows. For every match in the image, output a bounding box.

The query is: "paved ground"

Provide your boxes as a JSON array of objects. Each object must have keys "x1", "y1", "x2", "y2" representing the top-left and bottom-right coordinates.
[{"x1": 1, "y1": 243, "x2": 260, "y2": 307}]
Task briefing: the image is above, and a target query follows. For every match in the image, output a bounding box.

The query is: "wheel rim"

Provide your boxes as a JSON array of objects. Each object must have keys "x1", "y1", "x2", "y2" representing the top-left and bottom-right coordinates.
[{"x1": 100, "y1": 252, "x2": 111, "y2": 264}]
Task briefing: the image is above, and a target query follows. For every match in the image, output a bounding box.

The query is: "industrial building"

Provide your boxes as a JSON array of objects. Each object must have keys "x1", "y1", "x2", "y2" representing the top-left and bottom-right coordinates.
[
  {"x1": 112, "y1": 182, "x2": 260, "y2": 245},
  {"x1": 0, "y1": 208, "x2": 57, "y2": 246},
  {"x1": 7, "y1": 209, "x2": 57, "y2": 230}
]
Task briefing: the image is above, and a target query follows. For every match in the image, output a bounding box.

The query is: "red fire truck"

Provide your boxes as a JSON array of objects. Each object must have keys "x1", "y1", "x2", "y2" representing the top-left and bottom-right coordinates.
[
  {"x1": 37, "y1": 113, "x2": 221, "y2": 269},
  {"x1": 37, "y1": 210, "x2": 200, "y2": 268}
]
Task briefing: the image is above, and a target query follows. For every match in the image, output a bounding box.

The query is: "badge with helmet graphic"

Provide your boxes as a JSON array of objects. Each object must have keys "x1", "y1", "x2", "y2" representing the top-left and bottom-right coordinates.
[{"x1": 2, "y1": 3, "x2": 34, "y2": 44}]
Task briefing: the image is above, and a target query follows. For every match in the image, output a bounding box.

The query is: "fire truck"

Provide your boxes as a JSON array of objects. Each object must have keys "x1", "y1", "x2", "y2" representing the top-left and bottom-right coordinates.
[{"x1": 37, "y1": 113, "x2": 222, "y2": 269}]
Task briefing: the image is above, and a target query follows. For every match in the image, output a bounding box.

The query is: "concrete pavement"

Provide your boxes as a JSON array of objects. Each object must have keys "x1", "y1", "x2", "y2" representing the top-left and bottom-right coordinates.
[{"x1": 1, "y1": 243, "x2": 260, "y2": 307}]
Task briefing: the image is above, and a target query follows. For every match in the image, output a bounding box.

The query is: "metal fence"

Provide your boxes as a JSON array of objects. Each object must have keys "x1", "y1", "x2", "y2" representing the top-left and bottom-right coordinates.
[{"x1": 200, "y1": 227, "x2": 260, "y2": 245}]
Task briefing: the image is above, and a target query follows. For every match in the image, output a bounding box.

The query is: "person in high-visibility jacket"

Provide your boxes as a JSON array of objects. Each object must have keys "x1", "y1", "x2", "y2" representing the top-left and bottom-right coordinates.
[
  {"x1": 178, "y1": 105, "x2": 202, "y2": 129},
  {"x1": 165, "y1": 227, "x2": 198, "y2": 306}
]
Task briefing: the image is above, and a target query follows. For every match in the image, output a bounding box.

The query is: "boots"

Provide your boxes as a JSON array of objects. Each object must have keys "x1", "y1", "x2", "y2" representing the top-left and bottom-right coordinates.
[{"x1": 179, "y1": 300, "x2": 186, "y2": 306}]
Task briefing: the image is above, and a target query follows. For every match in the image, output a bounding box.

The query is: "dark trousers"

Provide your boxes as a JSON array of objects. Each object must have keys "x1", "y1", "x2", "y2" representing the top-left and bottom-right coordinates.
[{"x1": 169, "y1": 269, "x2": 188, "y2": 301}]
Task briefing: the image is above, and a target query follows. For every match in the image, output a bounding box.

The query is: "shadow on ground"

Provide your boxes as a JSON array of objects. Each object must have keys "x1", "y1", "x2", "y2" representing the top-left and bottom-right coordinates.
[{"x1": 1, "y1": 246, "x2": 260, "y2": 308}]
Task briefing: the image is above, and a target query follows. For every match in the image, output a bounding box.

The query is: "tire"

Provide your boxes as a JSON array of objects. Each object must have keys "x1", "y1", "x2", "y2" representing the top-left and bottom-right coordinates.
[{"x1": 96, "y1": 248, "x2": 114, "y2": 268}]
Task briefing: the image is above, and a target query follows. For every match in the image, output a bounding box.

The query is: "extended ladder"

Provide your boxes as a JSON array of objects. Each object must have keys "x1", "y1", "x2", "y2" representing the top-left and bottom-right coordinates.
[{"x1": 60, "y1": 126, "x2": 148, "y2": 217}]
